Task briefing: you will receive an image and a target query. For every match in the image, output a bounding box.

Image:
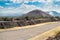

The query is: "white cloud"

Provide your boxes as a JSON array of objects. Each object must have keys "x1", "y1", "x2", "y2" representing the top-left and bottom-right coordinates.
[
  {"x1": 55, "y1": 0, "x2": 60, "y2": 1},
  {"x1": 53, "y1": 7, "x2": 60, "y2": 13},
  {"x1": 49, "y1": 12, "x2": 54, "y2": 15},
  {"x1": 26, "y1": 0, "x2": 52, "y2": 2},
  {"x1": 9, "y1": 0, "x2": 53, "y2": 3},
  {"x1": 9, "y1": 0, "x2": 22, "y2": 3},
  {"x1": 0, "y1": 6, "x2": 4, "y2": 8},
  {"x1": 0, "y1": 3, "x2": 60, "y2": 16},
  {"x1": 0, "y1": 0, "x2": 60, "y2": 16},
  {"x1": 0, "y1": 4, "x2": 40, "y2": 15}
]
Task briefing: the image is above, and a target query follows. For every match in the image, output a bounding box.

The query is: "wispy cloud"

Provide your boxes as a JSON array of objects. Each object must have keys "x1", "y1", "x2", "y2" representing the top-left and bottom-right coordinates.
[
  {"x1": 0, "y1": 0, "x2": 60, "y2": 16},
  {"x1": 0, "y1": 4, "x2": 40, "y2": 15}
]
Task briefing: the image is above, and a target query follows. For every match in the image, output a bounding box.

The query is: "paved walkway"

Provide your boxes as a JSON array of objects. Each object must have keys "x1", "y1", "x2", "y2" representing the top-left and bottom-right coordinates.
[{"x1": 0, "y1": 22, "x2": 60, "y2": 40}]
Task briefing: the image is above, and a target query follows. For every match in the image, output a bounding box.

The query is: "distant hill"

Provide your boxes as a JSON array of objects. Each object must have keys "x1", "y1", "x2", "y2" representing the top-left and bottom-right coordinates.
[
  {"x1": 48, "y1": 11, "x2": 60, "y2": 17},
  {"x1": 24, "y1": 9, "x2": 51, "y2": 17}
]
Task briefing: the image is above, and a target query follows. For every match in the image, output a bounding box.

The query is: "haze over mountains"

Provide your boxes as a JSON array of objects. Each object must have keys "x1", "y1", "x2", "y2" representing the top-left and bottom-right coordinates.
[{"x1": 0, "y1": 9, "x2": 60, "y2": 17}]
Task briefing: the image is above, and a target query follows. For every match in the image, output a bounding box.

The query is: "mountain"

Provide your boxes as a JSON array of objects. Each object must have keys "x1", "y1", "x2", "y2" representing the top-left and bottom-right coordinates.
[
  {"x1": 48, "y1": 11, "x2": 60, "y2": 17},
  {"x1": 24, "y1": 9, "x2": 52, "y2": 17}
]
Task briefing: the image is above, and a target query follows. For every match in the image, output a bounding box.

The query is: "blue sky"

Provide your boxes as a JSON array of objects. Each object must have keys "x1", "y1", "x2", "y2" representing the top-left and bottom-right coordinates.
[
  {"x1": 0, "y1": 0, "x2": 60, "y2": 16},
  {"x1": 0, "y1": 0, "x2": 60, "y2": 7}
]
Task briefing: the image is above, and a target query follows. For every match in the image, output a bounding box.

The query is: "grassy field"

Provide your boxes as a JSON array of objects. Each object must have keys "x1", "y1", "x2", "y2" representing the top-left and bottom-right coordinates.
[{"x1": 28, "y1": 26, "x2": 60, "y2": 40}]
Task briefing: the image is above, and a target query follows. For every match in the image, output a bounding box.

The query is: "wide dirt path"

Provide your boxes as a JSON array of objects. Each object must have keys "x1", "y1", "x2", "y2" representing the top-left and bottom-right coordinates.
[{"x1": 0, "y1": 22, "x2": 60, "y2": 40}]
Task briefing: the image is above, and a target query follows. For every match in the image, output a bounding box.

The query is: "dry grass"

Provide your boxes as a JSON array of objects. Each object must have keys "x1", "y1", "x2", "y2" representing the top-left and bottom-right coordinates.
[{"x1": 28, "y1": 26, "x2": 60, "y2": 40}]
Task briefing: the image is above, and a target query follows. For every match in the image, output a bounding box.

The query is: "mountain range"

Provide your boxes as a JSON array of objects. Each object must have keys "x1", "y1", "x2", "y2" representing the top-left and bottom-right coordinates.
[
  {"x1": 48, "y1": 11, "x2": 60, "y2": 17},
  {"x1": 0, "y1": 9, "x2": 60, "y2": 17}
]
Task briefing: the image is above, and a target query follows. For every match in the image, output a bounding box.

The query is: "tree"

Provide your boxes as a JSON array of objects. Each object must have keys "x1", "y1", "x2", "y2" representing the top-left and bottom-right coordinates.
[
  {"x1": 55, "y1": 16, "x2": 60, "y2": 21},
  {"x1": 50, "y1": 17, "x2": 56, "y2": 21},
  {"x1": 3, "y1": 17, "x2": 12, "y2": 21},
  {"x1": 25, "y1": 16, "x2": 30, "y2": 20}
]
